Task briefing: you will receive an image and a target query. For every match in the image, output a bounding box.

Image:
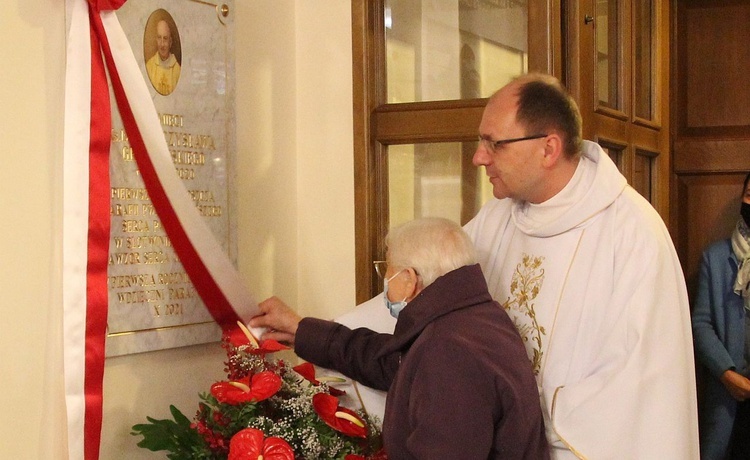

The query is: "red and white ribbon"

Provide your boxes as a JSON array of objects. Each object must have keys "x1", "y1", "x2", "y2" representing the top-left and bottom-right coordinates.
[{"x1": 63, "y1": 0, "x2": 259, "y2": 458}]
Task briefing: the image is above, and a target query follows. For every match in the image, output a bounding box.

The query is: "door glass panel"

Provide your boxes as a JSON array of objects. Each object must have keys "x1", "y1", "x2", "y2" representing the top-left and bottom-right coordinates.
[
  {"x1": 634, "y1": 0, "x2": 654, "y2": 120},
  {"x1": 598, "y1": 141, "x2": 625, "y2": 172},
  {"x1": 388, "y1": 142, "x2": 494, "y2": 229},
  {"x1": 385, "y1": 0, "x2": 528, "y2": 103},
  {"x1": 596, "y1": 0, "x2": 620, "y2": 109},
  {"x1": 634, "y1": 149, "x2": 657, "y2": 203}
]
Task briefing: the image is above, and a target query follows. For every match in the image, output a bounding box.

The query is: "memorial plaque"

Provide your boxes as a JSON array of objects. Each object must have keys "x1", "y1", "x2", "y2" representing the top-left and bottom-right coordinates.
[{"x1": 106, "y1": 0, "x2": 236, "y2": 356}]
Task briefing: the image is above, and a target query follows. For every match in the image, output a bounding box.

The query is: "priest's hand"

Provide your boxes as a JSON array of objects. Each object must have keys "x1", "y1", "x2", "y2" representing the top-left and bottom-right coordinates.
[
  {"x1": 249, "y1": 296, "x2": 301, "y2": 345},
  {"x1": 720, "y1": 369, "x2": 750, "y2": 401}
]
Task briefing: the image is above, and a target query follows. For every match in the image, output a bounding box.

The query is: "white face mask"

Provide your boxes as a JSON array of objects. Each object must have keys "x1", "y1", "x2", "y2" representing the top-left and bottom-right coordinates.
[{"x1": 383, "y1": 269, "x2": 408, "y2": 319}]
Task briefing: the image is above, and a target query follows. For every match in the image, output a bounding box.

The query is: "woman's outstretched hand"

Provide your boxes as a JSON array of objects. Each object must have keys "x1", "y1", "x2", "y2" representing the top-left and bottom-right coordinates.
[{"x1": 249, "y1": 296, "x2": 302, "y2": 345}]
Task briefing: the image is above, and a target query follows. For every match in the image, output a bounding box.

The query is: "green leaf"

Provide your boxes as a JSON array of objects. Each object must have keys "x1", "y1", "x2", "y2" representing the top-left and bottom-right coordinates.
[
  {"x1": 131, "y1": 405, "x2": 206, "y2": 456},
  {"x1": 170, "y1": 404, "x2": 193, "y2": 427}
]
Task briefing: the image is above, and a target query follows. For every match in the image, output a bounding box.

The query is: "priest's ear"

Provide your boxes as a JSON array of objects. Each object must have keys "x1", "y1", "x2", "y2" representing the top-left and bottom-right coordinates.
[{"x1": 541, "y1": 132, "x2": 565, "y2": 168}]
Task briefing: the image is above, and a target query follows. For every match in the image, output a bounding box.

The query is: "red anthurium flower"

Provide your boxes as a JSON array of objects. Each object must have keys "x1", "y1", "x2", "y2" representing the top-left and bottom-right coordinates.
[
  {"x1": 293, "y1": 362, "x2": 319, "y2": 383},
  {"x1": 293, "y1": 362, "x2": 346, "y2": 396},
  {"x1": 312, "y1": 393, "x2": 367, "y2": 438},
  {"x1": 87, "y1": 0, "x2": 127, "y2": 11},
  {"x1": 328, "y1": 384, "x2": 347, "y2": 396},
  {"x1": 228, "y1": 321, "x2": 262, "y2": 348},
  {"x1": 249, "y1": 339, "x2": 290, "y2": 355},
  {"x1": 227, "y1": 326, "x2": 254, "y2": 348},
  {"x1": 228, "y1": 321, "x2": 290, "y2": 355},
  {"x1": 228, "y1": 428, "x2": 294, "y2": 460},
  {"x1": 211, "y1": 371, "x2": 282, "y2": 405}
]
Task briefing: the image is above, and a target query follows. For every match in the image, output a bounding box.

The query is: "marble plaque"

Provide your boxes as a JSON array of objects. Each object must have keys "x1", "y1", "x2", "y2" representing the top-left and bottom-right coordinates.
[{"x1": 105, "y1": 0, "x2": 236, "y2": 356}]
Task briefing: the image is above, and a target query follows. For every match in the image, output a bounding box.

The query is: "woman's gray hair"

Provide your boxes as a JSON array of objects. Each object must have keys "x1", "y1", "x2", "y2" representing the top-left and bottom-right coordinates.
[{"x1": 385, "y1": 217, "x2": 476, "y2": 288}]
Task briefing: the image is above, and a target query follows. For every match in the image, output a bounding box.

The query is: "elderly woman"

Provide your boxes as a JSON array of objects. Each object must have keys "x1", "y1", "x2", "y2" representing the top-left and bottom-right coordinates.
[
  {"x1": 693, "y1": 172, "x2": 750, "y2": 459},
  {"x1": 250, "y1": 217, "x2": 548, "y2": 459}
]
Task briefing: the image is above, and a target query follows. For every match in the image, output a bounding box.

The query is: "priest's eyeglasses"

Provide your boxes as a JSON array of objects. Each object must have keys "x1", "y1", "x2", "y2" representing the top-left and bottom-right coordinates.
[{"x1": 477, "y1": 133, "x2": 548, "y2": 153}]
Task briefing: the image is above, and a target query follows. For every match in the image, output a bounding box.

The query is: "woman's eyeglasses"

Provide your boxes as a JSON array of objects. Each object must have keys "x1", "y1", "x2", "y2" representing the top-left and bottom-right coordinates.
[{"x1": 373, "y1": 260, "x2": 388, "y2": 279}]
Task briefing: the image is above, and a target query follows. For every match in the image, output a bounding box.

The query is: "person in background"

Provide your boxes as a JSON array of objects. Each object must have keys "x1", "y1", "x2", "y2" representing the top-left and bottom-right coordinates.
[
  {"x1": 692, "y1": 172, "x2": 750, "y2": 459},
  {"x1": 251, "y1": 217, "x2": 549, "y2": 459}
]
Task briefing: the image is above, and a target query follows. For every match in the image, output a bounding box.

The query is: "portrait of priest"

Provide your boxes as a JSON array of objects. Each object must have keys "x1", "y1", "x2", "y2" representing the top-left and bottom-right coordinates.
[{"x1": 145, "y1": 16, "x2": 181, "y2": 96}]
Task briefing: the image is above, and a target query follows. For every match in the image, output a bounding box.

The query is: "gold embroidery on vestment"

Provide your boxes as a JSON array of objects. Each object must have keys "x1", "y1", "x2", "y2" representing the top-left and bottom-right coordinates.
[{"x1": 501, "y1": 253, "x2": 546, "y2": 374}]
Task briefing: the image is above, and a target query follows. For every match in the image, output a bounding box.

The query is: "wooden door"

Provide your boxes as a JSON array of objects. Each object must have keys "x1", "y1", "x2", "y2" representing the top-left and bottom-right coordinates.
[
  {"x1": 672, "y1": 0, "x2": 750, "y2": 299},
  {"x1": 565, "y1": 0, "x2": 671, "y2": 219}
]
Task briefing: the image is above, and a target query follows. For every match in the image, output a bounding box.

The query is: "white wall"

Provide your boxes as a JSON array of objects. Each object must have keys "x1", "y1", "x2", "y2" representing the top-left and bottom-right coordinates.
[
  {"x1": 294, "y1": 2, "x2": 356, "y2": 319},
  {"x1": 1, "y1": 0, "x2": 68, "y2": 457},
  {"x1": 0, "y1": 0, "x2": 356, "y2": 458},
  {"x1": 236, "y1": 0, "x2": 356, "y2": 321},
  {"x1": 234, "y1": 0, "x2": 356, "y2": 320}
]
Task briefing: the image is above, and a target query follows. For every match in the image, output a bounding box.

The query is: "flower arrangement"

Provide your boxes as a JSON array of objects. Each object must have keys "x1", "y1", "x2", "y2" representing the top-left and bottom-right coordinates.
[{"x1": 131, "y1": 322, "x2": 386, "y2": 459}]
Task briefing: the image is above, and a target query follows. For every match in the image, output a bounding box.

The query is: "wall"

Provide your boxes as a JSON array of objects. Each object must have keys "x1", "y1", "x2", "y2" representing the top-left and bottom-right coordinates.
[
  {"x1": 1, "y1": 0, "x2": 68, "y2": 458},
  {"x1": 294, "y1": 2, "x2": 356, "y2": 319},
  {"x1": 0, "y1": 0, "x2": 356, "y2": 458}
]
